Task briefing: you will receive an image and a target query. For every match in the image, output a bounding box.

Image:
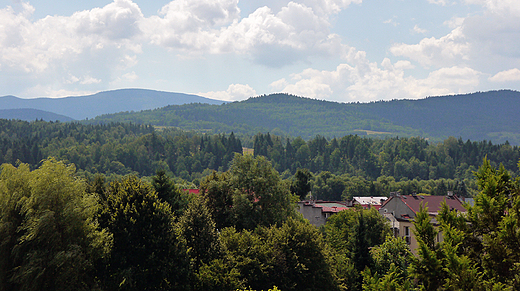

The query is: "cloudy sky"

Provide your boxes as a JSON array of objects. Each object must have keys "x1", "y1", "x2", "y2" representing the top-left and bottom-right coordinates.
[{"x1": 1, "y1": 0, "x2": 519, "y2": 102}]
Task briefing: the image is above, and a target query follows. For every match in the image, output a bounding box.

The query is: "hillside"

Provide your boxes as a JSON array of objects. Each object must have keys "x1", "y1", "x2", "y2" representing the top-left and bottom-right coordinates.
[
  {"x1": 86, "y1": 90, "x2": 520, "y2": 144},
  {"x1": 0, "y1": 88, "x2": 227, "y2": 120},
  {"x1": 0, "y1": 108, "x2": 74, "y2": 122}
]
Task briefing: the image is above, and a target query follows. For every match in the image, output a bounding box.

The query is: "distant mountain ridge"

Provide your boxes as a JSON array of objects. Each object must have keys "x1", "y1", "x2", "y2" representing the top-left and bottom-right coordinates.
[
  {"x1": 86, "y1": 89, "x2": 520, "y2": 145},
  {"x1": 0, "y1": 88, "x2": 227, "y2": 120},
  {"x1": 0, "y1": 108, "x2": 75, "y2": 122}
]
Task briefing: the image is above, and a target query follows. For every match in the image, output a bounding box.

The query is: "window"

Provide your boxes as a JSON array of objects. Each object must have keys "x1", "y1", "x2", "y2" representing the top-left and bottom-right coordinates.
[{"x1": 404, "y1": 226, "x2": 411, "y2": 245}]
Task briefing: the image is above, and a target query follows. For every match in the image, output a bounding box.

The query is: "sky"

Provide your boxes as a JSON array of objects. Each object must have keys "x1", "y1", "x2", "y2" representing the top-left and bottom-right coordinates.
[{"x1": 0, "y1": 0, "x2": 519, "y2": 102}]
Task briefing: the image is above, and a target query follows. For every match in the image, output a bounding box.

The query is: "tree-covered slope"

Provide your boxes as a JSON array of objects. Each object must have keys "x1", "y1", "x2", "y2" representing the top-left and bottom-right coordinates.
[
  {"x1": 87, "y1": 90, "x2": 520, "y2": 144},
  {"x1": 359, "y1": 90, "x2": 520, "y2": 143},
  {"x1": 87, "y1": 93, "x2": 423, "y2": 138}
]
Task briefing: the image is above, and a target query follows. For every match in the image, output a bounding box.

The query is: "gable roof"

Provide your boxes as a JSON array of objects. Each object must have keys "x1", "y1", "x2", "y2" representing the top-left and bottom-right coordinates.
[{"x1": 383, "y1": 195, "x2": 466, "y2": 215}]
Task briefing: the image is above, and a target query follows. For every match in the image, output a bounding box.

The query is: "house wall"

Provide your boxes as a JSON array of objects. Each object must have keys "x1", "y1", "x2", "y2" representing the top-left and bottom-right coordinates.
[
  {"x1": 379, "y1": 197, "x2": 415, "y2": 218},
  {"x1": 298, "y1": 203, "x2": 327, "y2": 227},
  {"x1": 399, "y1": 220, "x2": 418, "y2": 252}
]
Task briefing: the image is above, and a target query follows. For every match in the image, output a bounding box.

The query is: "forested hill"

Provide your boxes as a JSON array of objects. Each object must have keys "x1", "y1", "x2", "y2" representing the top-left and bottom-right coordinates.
[
  {"x1": 0, "y1": 88, "x2": 227, "y2": 120},
  {"x1": 87, "y1": 89, "x2": 520, "y2": 145}
]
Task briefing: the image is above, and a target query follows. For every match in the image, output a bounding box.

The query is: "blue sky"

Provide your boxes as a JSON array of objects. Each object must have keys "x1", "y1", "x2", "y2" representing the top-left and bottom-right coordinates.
[{"x1": 1, "y1": 0, "x2": 519, "y2": 102}]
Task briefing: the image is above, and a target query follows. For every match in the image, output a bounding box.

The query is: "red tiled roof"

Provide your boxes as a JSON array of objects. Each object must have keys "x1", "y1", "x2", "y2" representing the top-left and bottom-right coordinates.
[
  {"x1": 398, "y1": 195, "x2": 466, "y2": 214},
  {"x1": 320, "y1": 206, "x2": 349, "y2": 213}
]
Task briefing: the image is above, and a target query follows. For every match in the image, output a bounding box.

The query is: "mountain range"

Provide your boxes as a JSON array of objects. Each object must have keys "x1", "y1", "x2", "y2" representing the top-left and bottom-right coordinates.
[
  {"x1": 86, "y1": 89, "x2": 520, "y2": 145},
  {"x1": 1, "y1": 88, "x2": 519, "y2": 145},
  {"x1": 0, "y1": 88, "x2": 226, "y2": 120}
]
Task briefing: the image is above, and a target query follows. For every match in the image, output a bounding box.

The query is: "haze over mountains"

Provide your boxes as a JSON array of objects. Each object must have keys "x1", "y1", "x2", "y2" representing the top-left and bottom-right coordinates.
[
  {"x1": 1, "y1": 88, "x2": 519, "y2": 145},
  {"x1": 0, "y1": 89, "x2": 227, "y2": 120}
]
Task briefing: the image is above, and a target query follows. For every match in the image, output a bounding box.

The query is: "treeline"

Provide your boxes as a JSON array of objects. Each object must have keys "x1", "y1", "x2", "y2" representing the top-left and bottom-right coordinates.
[
  {"x1": 254, "y1": 132, "x2": 520, "y2": 199},
  {"x1": 1, "y1": 119, "x2": 520, "y2": 197},
  {"x1": 2, "y1": 155, "x2": 520, "y2": 290},
  {"x1": 254, "y1": 133, "x2": 520, "y2": 180},
  {"x1": 0, "y1": 120, "x2": 242, "y2": 181}
]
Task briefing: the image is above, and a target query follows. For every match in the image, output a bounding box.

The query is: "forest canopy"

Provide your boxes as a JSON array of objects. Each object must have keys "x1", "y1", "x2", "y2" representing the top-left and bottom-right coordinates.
[{"x1": 1, "y1": 119, "x2": 519, "y2": 199}]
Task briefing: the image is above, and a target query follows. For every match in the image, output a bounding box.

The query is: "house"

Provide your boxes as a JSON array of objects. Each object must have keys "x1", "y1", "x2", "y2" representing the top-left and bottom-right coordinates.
[
  {"x1": 350, "y1": 196, "x2": 388, "y2": 210},
  {"x1": 298, "y1": 200, "x2": 350, "y2": 227},
  {"x1": 379, "y1": 193, "x2": 466, "y2": 252}
]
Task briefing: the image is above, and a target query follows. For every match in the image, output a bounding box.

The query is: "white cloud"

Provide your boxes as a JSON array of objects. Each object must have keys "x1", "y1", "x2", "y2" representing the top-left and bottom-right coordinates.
[
  {"x1": 0, "y1": 0, "x2": 144, "y2": 96},
  {"x1": 159, "y1": 0, "x2": 240, "y2": 28},
  {"x1": 489, "y1": 68, "x2": 520, "y2": 82},
  {"x1": 390, "y1": 26, "x2": 470, "y2": 68},
  {"x1": 73, "y1": 0, "x2": 143, "y2": 40},
  {"x1": 443, "y1": 17, "x2": 464, "y2": 29},
  {"x1": 427, "y1": 0, "x2": 450, "y2": 6},
  {"x1": 412, "y1": 25, "x2": 427, "y2": 34},
  {"x1": 269, "y1": 78, "x2": 289, "y2": 91},
  {"x1": 383, "y1": 17, "x2": 399, "y2": 27},
  {"x1": 22, "y1": 84, "x2": 94, "y2": 98},
  {"x1": 0, "y1": 0, "x2": 364, "y2": 97},
  {"x1": 80, "y1": 76, "x2": 102, "y2": 84},
  {"x1": 122, "y1": 71, "x2": 139, "y2": 82},
  {"x1": 270, "y1": 50, "x2": 482, "y2": 102},
  {"x1": 0, "y1": 0, "x2": 144, "y2": 73},
  {"x1": 198, "y1": 83, "x2": 256, "y2": 101},
  {"x1": 110, "y1": 71, "x2": 139, "y2": 86},
  {"x1": 143, "y1": 1, "x2": 351, "y2": 66},
  {"x1": 302, "y1": 0, "x2": 363, "y2": 15},
  {"x1": 394, "y1": 1, "x2": 520, "y2": 73},
  {"x1": 464, "y1": 0, "x2": 520, "y2": 15},
  {"x1": 463, "y1": 11, "x2": 520, "y2": 60}
]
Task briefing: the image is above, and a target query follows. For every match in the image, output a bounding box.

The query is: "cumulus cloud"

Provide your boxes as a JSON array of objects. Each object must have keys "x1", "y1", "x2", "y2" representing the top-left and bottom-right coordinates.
[
  {"x1": 392, "y1": 0, "x2": 520, "y2": 73},
  {"x1": 0, "y1": 0, "x2": 143, "y2": 73},
  {"x1": 270, "y1": 50, "x2": 481, "y2": 102},
  {"x1": 143, "y1": 0, "x2": 352, "y2": 66},
  {"x1": 198, "y1": 83, "x2": 256, "y2": 101},
  {"x1": 489, "y1": 68, "x2": 520, "y2": 82},
  {"x1": 390, "y1": 26, "x2": 470, "y2": 68},
  {"x1": 464, "y1": 0, "x2": 520, "y2": 15},
  {"x1": 0, "y1": 0, "x2": 145, "y2": 96},
  {"x1": 73, "y1": 0, "x2": 143, "y2": 40}
]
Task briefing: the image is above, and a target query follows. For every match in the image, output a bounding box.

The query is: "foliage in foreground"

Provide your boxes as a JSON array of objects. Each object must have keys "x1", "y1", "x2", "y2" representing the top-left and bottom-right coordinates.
[
  {"x1": 0, "y1": 158, "x2": 112, "y2": 291},
  {"x1": 2, "y1": 155, "x2": 520, "y2": 290}
]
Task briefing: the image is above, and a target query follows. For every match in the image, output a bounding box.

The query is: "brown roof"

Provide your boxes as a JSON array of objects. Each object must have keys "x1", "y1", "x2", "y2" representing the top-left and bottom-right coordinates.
[{"x1": 387, "y1": 195, "x2": 466, "y2": 214}]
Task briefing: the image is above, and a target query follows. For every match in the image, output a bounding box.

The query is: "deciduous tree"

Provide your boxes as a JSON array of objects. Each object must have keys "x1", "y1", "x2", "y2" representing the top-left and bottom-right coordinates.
[{"x1": 0, "y1": 158, "x2": 112, "y2": 291}]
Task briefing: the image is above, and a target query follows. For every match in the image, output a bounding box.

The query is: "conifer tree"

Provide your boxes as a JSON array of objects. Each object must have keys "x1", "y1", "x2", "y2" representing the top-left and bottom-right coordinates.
[{"x1": 98, "y1": 176, "x2": 190, "y2": 291}]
